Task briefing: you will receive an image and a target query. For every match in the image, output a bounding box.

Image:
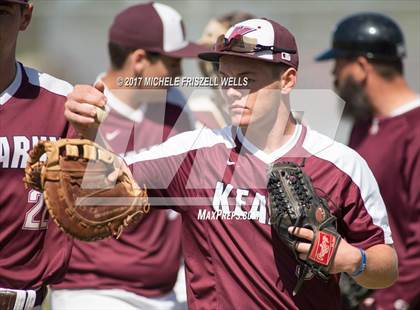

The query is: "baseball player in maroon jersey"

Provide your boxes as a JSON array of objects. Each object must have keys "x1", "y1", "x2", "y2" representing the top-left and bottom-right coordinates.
[
  {"x1": 0, "y1": 1, "x2": 75, "y2": 309},
  {"x1": 316, "y1": 13, "x2": 420, "y2": 310},
  {"x1": 64, "y1": 18, "x2": 398, "y2": 309},
  {"x1": 50, "y1": 3, "x2": 201, "y2": 310}
]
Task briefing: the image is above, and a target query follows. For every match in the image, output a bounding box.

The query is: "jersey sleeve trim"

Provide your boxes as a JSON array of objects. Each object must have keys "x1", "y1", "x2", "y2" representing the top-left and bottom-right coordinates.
[
  {"x1": 124, "y1": 126, "x2": 235, "y2": 165},
  {"x1": 23, "y1": 64, "x2": 73, "y2": 97},
  {"x1": 302, "y1": 129, "x2": 393, "y2": 244}
]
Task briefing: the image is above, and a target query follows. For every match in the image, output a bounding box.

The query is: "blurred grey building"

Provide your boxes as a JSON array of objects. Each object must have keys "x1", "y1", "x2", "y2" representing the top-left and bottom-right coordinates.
[{"x1": 17, "y1": 0, "x2": 420, "y2": 142}]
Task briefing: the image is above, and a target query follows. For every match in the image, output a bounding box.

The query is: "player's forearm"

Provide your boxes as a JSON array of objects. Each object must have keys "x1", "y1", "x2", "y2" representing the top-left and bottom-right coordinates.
[
  {"x1": 73, "y1": 125, "x2": 112, "y2": 151},
  {"x1": 353, "y1": 244, "x2": 398, "y2": 288},
  {"x1": 79, "y1": 126, "x2": 99, "y2": 141},
  {"x1": 92, "y1": 130, "x2": 112, "y2": 150}
]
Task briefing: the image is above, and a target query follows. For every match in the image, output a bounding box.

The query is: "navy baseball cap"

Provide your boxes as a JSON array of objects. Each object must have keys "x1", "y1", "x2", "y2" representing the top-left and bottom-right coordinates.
[
  {"x1": 199, "y1": 18, "x2": 299, "y2": 69},
  {"x1": 109, "y1": 2, "x2": 207, "y2": 58},
  {"x1": 316, "y1": 13, "x2": 406, "y2": 61}
]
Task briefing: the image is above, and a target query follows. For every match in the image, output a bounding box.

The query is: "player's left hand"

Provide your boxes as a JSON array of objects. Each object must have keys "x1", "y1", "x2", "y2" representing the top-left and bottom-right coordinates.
[{"x1": 288, "y1": 226, "x2": 362, "y2": 275}]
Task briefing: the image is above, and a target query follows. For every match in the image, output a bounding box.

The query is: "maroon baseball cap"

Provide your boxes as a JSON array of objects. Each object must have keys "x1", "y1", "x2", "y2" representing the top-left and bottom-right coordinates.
[
  {"x1": 199, "y1": 18, "x2": 299, "y2": 69},
  {"x1": 0, "y1": 0, "x2": 29, "y2": 4},
  {"x1": 109, "y1": 2, "x2": 206, "y2": 58}
]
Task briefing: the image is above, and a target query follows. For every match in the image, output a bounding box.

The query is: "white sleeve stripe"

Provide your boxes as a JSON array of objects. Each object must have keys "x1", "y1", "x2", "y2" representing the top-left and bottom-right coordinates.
[
  {"x1": 124, "y1": 126, "x2": 235, "y2": 166},
  {"x1": 302, "y1": 129, "x2": 393, "y2": 244},
  {"x1": 23, "y1": 65, "x2": 73, "y2": 97}
]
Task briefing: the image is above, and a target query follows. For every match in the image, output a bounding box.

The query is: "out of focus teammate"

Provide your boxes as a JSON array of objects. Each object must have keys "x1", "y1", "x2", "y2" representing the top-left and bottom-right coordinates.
[
  {"x1": 51, "y1": 3, "x2": 201, "y2": 310},
  {"x1": 0, "y1": 1, "x2": 74, "y2": 309},
  {"x1": 316, "y1": 12, "x2": 420, "y2": 310},
  {"x1": 189, "y1": 11, "x2": 255, "y2": 128}
]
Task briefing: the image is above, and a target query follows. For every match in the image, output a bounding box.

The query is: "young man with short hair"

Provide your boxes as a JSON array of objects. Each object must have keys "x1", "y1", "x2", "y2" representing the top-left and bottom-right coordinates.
[{"x1": 64, "y1": 17, "x2": 398, "y2": 309}]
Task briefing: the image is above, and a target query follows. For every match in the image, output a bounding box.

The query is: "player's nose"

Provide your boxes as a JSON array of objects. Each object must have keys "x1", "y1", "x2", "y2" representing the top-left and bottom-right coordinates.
[{"x1": 226, "y1": 87, "x2": 242, "y2": 99}]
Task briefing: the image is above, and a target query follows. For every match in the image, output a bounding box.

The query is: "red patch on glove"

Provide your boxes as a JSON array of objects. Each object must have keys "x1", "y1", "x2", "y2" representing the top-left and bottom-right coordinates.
[{"x1": 308, "y1": 231, "x2": 338, "y2": 266}]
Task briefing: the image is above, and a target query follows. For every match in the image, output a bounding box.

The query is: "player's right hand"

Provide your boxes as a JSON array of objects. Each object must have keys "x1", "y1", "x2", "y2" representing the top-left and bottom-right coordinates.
[{"x1": 64, "y1": 82, "x2": 107, "y2": 140}]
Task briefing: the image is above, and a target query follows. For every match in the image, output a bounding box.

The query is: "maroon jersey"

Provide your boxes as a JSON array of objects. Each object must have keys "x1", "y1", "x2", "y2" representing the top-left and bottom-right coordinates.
[
  {"x1": 0, "y1": 63, "x2": 74, "y2": 289},
  {"x1": 125, "y1": 124, "x2": 392, "y2": 310},
  {"x1": 349, "y1": 99, "x2": 420, "y2": 309},
  {"x1": 53, "y1": 86, "x2": 191, "y2": 297}
]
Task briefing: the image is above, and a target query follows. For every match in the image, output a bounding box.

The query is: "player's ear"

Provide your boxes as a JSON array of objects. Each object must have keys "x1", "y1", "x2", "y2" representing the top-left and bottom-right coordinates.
[
  {"x1": 131, "y1": 49, "x2": 148, "y2": 75},
  {"x1": 19, "y1": 4, "x2": 33, "y2": 31},
  {"x1": 353, "y1": 56, "x2": 370, "y2": 83},
  {"x1": 280, "y1": 67, "x2": 297, "y2": 95}
]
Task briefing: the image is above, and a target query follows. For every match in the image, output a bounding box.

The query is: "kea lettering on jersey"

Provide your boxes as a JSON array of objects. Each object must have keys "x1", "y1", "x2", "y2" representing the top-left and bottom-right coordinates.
[
  {"x1": 0, "y1": 136, "x2": 57, "y2": 168},
  {"x1": 211, "y1": 181, "x2": 268, "y2": 224}
]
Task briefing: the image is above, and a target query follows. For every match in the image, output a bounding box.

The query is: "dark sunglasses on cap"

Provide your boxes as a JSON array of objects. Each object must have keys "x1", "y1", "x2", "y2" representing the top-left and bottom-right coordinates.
[{"x1": 215, "y1": 34, "x2": 296, "y2": 55}]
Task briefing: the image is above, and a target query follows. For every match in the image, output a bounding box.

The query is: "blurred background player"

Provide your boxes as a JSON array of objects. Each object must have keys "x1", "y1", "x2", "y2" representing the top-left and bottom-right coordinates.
[
  {"x1": 316, "y1": 12, "x2": 420, "y2": 310},
  {"x1": 188, "y1": 11, "x2": 255, "y2": 129},
  {"x1": 50, "y1": 2, "x2": 203, "y2": 310},
  {"x1": 0, "y1": 0, "x2": 75, "y2": 309}
]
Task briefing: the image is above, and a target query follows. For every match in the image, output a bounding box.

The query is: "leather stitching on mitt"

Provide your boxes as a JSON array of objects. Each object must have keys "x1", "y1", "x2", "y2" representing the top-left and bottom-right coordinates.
[{"x1": 23, "y1": 139, "x2": 150, "y2": 241}]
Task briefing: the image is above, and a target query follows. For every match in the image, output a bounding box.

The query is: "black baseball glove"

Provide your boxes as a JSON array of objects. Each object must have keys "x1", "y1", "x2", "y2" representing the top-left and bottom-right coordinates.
[{"x1": 267, "y1": 161, "x2": 341, "y2": 295}]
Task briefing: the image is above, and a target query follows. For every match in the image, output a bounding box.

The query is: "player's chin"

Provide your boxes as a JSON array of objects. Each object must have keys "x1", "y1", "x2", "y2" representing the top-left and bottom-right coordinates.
[{"x1": 230, "y1": 114, "x2": 252, "y2": 127}]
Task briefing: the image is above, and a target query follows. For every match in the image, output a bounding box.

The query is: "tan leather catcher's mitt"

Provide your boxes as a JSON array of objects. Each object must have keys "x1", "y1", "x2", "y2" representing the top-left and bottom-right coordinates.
[{"x1": 23, "y1": 139, "x2": 149, "y2": 241}]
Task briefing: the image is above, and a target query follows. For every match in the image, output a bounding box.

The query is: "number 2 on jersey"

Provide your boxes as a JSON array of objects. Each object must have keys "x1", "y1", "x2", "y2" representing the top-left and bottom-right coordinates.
[{"x1": 22, "y1": 189, "x2": 49, "y2": 230}]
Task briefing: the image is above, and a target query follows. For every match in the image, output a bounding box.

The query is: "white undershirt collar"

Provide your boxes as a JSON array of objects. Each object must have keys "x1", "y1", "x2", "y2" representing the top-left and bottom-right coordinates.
[
  {"x1": 388, "y1": 97, "x2": 420, "y2": 117},
  {"x1": 236, "y1": 124, "x2": 302, "y2": 164},
  {"x1": 369, "y1": 97, "x2": 420, "y2": 135},
  {"x1": 0, "y1": 63, "x2": 22, "y2": 106}
]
